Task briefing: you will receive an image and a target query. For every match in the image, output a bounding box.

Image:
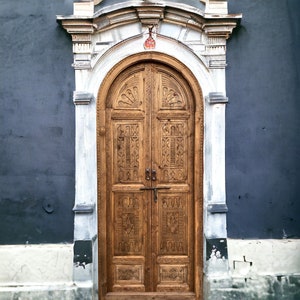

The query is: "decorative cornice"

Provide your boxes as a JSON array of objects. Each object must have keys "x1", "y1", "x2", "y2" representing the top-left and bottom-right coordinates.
[
  {"x1": 202, "y1": 19, "x2": 239, "y2": 39},
  {"x1": 58, "y1": 18, "x2": 94, "y2": 35},
  {"x1": 57, "y1": 2, "x2": 241, "y2": 70},
  {"x1": 57, "y1": 3, "x2": 241, "y2": 37}
]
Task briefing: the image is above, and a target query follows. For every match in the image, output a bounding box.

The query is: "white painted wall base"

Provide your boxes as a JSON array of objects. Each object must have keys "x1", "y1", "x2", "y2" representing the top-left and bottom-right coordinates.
[
  {"x1": 0, "y1": 240, "x2": 299, "y2": 299},
  {"x1": 206, "y1": 239, "x2": 300, "y2": 300},
  {"x1": 0, "y1": 244, "x2": 94, "y2": 299},
  {"x1": 0, "y1": 244, "x2": 73, "y2": 287},
  {"x1": 227, "y1": 238, "x2": 300, "y2": 278}
]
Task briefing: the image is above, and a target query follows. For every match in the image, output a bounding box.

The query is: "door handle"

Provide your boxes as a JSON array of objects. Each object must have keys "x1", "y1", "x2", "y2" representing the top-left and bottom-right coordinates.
[
  {"x1": 151, "y1": 169, "x2": 157, "y2": 181},
  {"x1": 140, "y1": 186, "x2": 170, "y2": 202},
  {"x1": 145, "y1": 168, "x2": 157, "y2": 181},
  {"x1": 145, "y1": 168, "x2": 151, "y2": 181}
]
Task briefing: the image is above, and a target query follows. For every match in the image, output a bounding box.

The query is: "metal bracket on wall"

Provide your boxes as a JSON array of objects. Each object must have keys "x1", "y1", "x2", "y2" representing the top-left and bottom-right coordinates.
[
  {"x1": 206, "y1": 92, "x2": 228, "y2": 104},
  {"x1": 73, "y1": 203, "x2": 95, "y2": 214},
  {"x1": 73, "y1": 91, "x2": 94, "y2": 105},
  {"x1": 207, "y1": 203, "x2": 228, "y2": 214}
]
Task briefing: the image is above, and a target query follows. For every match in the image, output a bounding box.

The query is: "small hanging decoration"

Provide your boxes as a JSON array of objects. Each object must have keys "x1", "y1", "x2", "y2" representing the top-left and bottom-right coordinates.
[{"x1": 144, "y1": 25, "x2": 156, "y2": 50}]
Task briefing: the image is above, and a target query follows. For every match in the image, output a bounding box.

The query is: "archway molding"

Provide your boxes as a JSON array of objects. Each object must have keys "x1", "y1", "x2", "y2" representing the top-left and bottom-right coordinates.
[
  {"x1": 86, "y1": 34, "x2": 214, "y2": 99},
  {"x1": 57, "y1": 1, "x2": 241, "y2": 298}
]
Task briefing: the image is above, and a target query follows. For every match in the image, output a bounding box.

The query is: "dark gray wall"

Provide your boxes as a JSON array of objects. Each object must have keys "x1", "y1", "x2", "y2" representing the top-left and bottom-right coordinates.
[
  {"x1": 0, "y1": 0, "x2": 299, "y2": 244},
  {"x1": 0, "y1": 0, "x2": 75, "y2": 244},
  {"x1": 226, "y1": 0, "x2": 300, "y2": 238}
]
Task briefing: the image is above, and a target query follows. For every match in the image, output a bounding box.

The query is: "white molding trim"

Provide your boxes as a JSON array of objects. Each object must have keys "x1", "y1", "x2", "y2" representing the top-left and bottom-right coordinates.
[{"x1": 57, "y1": 0, "x2": 241, "y2": 295}]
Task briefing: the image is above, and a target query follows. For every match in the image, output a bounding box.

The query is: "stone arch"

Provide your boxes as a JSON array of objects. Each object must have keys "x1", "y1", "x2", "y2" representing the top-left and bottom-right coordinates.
[{"x1": 88, "y1": 34, "x2": 214, "y2": 100}]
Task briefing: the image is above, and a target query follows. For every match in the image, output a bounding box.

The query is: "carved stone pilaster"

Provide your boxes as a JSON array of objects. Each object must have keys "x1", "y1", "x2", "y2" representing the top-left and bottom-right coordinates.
[{"x1": 201, "y1": 17, "x2": 239, "y2": 68}]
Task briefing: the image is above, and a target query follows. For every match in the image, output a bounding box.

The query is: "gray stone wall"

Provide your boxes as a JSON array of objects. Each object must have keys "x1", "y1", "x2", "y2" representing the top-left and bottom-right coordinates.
[
  {"x1": 226, "y1": 0, "x2": 300, "y2": 239},
  {"x1": 0, "y1": 0, "x2": 75, "y2": 244}
]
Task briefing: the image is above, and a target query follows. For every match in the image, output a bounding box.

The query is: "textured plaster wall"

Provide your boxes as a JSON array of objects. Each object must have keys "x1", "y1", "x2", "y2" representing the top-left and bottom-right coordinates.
[
  {"x1": 226, "y1": 0, "x2": 300, "y2": 238},
  {"x1": 0, "y1": 0, "x2": 75, "y2": 244}
]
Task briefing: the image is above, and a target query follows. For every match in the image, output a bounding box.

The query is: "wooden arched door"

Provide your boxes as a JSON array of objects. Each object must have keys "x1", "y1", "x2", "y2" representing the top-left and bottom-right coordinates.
[{"x1": 98, "y1": 61, "x2": 202, "y2": 300}]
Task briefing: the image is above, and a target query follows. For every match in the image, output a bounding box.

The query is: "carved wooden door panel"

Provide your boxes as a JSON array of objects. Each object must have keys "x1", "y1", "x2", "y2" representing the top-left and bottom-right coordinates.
[{"x1": 106, "y1": 63, "x2": 195, "y2": 297}]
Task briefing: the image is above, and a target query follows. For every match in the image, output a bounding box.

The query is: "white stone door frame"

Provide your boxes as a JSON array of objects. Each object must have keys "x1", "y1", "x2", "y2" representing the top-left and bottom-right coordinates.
[{"x1": 57, "y1": 1, "x2": 241, "y2": 297}]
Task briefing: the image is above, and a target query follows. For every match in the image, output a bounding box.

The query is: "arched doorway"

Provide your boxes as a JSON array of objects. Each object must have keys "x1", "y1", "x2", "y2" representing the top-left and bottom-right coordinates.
[
  {"x1": 97, "y1": 55, "x2": 204, "y2": 300},
  {"x1": 58, "y1": 1, "x2": 241, "y2": 298}
]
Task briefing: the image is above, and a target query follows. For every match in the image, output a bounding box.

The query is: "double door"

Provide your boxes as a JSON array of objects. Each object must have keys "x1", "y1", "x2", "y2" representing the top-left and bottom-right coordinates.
[{"x1": 105, "y1": 62, "x2": 196, "y2": 297}]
